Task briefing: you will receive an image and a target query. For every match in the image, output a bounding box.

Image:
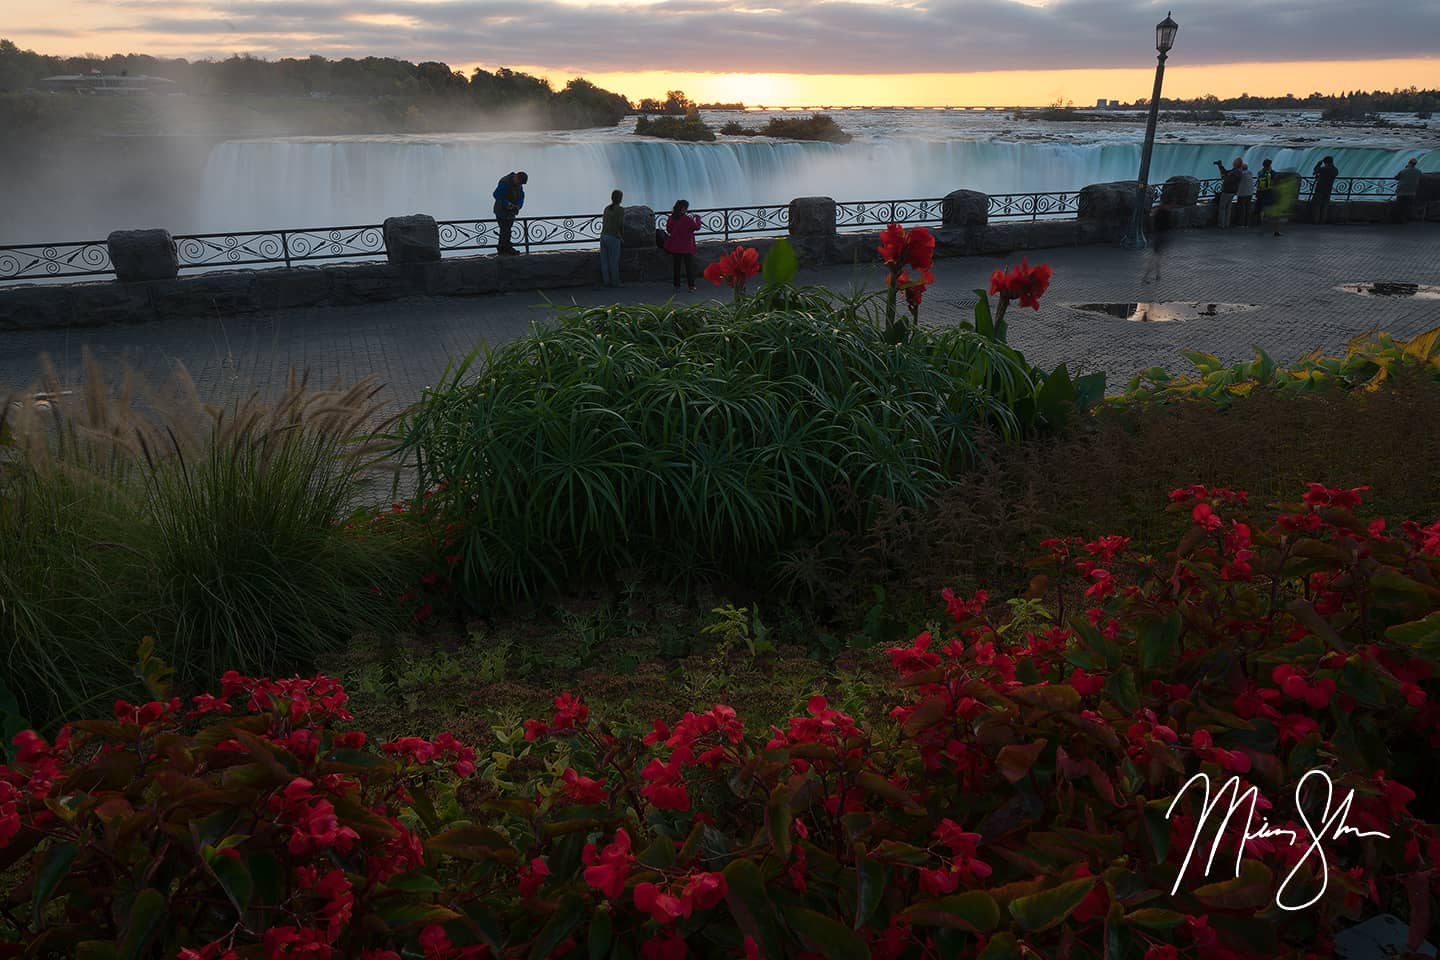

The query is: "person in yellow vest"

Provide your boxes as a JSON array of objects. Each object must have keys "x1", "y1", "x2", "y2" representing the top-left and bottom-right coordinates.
[{"x1": 1255, "y1": 159, "x2": 1283, "y2": 235}]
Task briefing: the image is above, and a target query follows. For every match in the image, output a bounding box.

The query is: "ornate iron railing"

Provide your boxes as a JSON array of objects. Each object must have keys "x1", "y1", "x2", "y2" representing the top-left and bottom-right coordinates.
[
  {"x1": 0, "y1": 177, "x2": 1412, "y2": 285},
  {"x1": 1299, "y1": 176, "x2": 1396, "y2": 200},
  {"x1": 175, "y1": 226, "x2": 388, "y2": 270},
  {"x1": 836, "y1": 198, "x2": 945, "y2": 229},
  {"x1": 987, "y1": 192, "x2": 1082, "y2": 220},
  {"x1": 0, "y1": 241, "x2": 112, "y2": 281}
]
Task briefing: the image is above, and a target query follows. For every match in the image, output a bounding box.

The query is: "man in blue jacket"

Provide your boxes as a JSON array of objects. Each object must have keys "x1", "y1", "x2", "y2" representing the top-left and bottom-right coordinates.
[{"x1": 493, "y1": 171, "x2": 528, "y2": 255}]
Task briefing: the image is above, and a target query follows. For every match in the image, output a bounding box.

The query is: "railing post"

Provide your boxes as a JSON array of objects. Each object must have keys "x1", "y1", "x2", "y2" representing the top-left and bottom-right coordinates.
[
  {"x1": 724, "y1": 209, "x2": 731, "y2": 242},
  {"x1": 282, "y1": 231, "x2": 292, "y2": 269},
  {"x1": 522, "y1": 219, "x2": 531, "y2": 254}
]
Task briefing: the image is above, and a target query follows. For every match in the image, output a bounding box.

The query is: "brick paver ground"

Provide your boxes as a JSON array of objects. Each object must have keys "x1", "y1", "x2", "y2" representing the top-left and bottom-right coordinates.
[{"x1": 3, "y1": 224, "x2": 1438, "y2": 411}]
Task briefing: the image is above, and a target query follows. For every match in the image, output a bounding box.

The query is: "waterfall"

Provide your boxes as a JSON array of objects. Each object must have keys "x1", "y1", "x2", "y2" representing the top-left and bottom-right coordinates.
[{"x1": 195, "y1": 137, "x2": 1439, "y2": 232}]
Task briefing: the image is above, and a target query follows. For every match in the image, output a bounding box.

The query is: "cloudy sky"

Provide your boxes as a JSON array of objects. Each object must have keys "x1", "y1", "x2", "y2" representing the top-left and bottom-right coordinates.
[{"x1": 8, "y1": 0, "x2": 1440, "y2": 105}]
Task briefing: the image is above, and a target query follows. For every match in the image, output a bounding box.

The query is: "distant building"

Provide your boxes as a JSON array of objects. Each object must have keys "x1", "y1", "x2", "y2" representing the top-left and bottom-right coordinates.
[
  {"x1": 1096, "y1": 98, "x2": 1109, "y2": 108},
  {"x1": 40, "y1": 72, "x2": 177, "y2": 95}
]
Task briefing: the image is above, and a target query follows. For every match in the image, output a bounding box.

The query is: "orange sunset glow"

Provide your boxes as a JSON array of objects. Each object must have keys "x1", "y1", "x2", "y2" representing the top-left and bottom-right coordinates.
[{"x1": 499, "y1": 60, "x2": 1440, "y2": 108}]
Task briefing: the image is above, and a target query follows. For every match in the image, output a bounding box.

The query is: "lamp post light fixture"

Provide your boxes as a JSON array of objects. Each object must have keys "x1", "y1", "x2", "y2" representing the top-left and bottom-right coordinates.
[{"x1": 1123, "y1": 12, "x2": 1179, "y2": 249}]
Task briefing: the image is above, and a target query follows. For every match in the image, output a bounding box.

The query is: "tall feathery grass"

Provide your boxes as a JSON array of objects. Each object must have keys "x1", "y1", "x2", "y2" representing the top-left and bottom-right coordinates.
[
  {"x1": 0, "y1": 355, "x2": 416, "y2": 729},
  {"x1": 396, "y1": 290, "x2": 1045, "y2": 603}
]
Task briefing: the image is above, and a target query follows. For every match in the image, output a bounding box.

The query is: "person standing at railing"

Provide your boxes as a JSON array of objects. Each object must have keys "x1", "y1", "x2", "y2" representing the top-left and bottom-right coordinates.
[
  {"x1": 1236, "y1": 162, "x2": 1255, "y2": 228},
  {"x1": 600, "y1": 189, "x2": 625, "y2": 288},
  {"x1": 1213, "y1": 157, "x2": 1242, "y2": 228},
  {"x1": 493, "y1": 171, "x2": 528, "y2": 255},
  {"x1": 1255, "y1": 159, "x2": 1278, "y2": 234},
  {"x1": 1311, "y1": 157, "x2": 1339, "y2": 224},
  {"x1": 664, "y1": 199, "x2": 702, "y2": 293},
  {"x1": 1394, "y1": 158, "x2": 1422, "y2": 223}
]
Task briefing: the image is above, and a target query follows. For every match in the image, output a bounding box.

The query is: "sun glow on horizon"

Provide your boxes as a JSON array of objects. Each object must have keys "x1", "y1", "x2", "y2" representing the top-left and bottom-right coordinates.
[{"x1": 497, "y1": 58, "x2": 1440, "y2": 108}]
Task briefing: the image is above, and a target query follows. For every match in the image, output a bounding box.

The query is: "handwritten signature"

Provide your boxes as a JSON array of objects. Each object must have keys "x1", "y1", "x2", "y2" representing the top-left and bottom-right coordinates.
[{"x1": 1165, "y1": 769, "x2": 1391, "y2": 911}]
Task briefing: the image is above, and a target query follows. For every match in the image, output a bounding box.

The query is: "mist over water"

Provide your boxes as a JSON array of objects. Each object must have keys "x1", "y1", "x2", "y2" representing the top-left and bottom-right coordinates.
[
  {"x1": 5, "y1": 110, "x2": 1438, "y2": 240},
  {"x1": 197, "y1": 136, "x2": 1440, "y2": 231}
]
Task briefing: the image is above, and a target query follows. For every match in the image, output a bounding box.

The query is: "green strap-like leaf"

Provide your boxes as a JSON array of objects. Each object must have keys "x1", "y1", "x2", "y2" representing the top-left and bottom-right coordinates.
[
  {"x1": 973, "y1": 290, "x2": 995, "y2": 340},
  {"x1": 1007, "y1": 877, "x2": 1097, "y2": 932},
  {"x1": 722, "y1": 859, "x2": 786, "y2": 960},
  {"x1": 32, "y1": 841, "x2": 78, "y2": 928},
  {"x1": 784, "y1": 905, "x2": 872, "y2": 960},
  {"x1": 900, "y1": 891, "x2": 1001, "y2": 932},
  {"x1": 763, "y1": 238, "x2": 799, "y2": 288},
  {"x1": 116, "y1": 888, "x2": 167, "y2": 960},
  {"x1": 854, "y1": 848, "x2": 887, "y2": 930},
  {"x1": 529, "y1": 894, "x2": 585, "y2": 960}
]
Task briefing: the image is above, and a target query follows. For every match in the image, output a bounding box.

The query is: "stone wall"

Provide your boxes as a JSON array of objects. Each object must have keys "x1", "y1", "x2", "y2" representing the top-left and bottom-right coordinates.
[{"x1": 3, "y1": 183, "x2": 1435, "y2": 330}]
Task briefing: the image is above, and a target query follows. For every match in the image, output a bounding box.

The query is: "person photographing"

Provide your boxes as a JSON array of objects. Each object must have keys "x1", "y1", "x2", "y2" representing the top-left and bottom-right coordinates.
[{"x1": 493, "y1": 171, "x2": 528, "y2": 255}]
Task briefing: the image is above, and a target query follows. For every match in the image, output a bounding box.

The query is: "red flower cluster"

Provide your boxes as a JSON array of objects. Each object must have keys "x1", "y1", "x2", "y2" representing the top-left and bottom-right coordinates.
[
  {"x1": 988, "y1": 257, "x2": 1053, "y2": 310},
  {"x1": 582, "y1": 828, "x2": 635, "y2": 898},
  {"x1": 633, "y1": 871, "x2": 727, "y2": 924},
  {"x1": 380, "y1": 732, "x2": 477, "y2": 778},
  {"x1": 524, "y1": 691, "x2": 592, "y2": 740},
  {"x1": 267, "y1": 776, "x2": 361, "y2": 857},
  {"x1": 219, "y1": 671, "x2": 353, "y2": 723},
  {"x1": 703, "y1": 245, "x2": 761, "y2": 291},
  {"x1": 560, "y1": 767, "x2": 608, "y2": 804},
  {"x1": 878, "y1": 223, "x2": 935, "y2": 271},
  {"x1": 4, "y1": 480, "x2": 1438, "y2": 960}
]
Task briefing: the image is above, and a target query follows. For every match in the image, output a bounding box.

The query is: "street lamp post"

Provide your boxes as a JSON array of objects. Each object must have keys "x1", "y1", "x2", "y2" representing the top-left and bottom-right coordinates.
[{"x1": 1123, "y1": 13, "x2": 1179, "y2": 249}]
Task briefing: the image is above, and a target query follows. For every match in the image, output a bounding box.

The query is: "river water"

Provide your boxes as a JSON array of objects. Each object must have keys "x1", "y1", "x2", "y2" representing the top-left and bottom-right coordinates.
[
  {"x1": 190, "y1": 109, "x2": 1439, "y2": 232},
  {"x1": 7, "y1": 109, "x2": 1440, "y2": 243}
]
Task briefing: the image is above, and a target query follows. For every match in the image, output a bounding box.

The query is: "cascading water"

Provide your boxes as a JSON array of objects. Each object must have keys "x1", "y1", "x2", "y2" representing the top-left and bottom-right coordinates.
[{"x1": 196, "y1": 133, "x2": 1439, "y2": 232}]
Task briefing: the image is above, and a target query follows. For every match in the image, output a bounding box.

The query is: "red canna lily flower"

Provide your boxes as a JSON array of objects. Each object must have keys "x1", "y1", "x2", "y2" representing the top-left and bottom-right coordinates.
[
  {"x1": 878, "y1": 224, "x2": 935, "y2": 271},
  {"x1": 989, "y1": 257, "x2": 1052, "y2": 310},
  {"x1": 703, "y1": 246, "x2": 761, "y2": 292}
]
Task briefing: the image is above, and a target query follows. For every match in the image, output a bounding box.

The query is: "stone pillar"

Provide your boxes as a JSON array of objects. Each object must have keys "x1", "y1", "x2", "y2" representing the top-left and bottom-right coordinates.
[
  {"x1": 1161, "y1": 175, "x2": 1201, "y2": 206},
  {"x1": 107, "y1": 229, "x2": 179, "y2": 282},
  {"x1": 788, "y1": 197, "x2": 836, "y2": 238},
  {"x1": 622, "y1": 205, "x2": 657, "y2": 248},
  {"x1": 1077, "y1": 181, "x2": 1140, "y2": 241},
  {"x1": 942, "y1": 189, "x2": 989, "y2": 227},
  {"x1": 383, "y1": 215, "x2": 440, "y2": 264}
]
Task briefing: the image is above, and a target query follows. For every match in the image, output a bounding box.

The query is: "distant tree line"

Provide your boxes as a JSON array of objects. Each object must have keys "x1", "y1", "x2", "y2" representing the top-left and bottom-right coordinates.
[
  {"x1": 0, "y1": 39, "x2": 633, "y2": 128},
  {"x1": 1120, "y1": 88, "x2": 1439, "y2": 116}
]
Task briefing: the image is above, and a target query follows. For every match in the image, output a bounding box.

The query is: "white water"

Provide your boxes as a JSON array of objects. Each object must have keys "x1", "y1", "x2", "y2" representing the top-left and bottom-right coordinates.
[{"x1": 195, "y1": 110, "x2": 1440, "y2": 231}]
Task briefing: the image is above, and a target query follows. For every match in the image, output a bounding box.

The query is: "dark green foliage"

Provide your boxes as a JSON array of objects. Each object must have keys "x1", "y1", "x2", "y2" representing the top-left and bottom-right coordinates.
[
  {"x1": 634, "y1": 113, "x2": 717, "y2": 141},
  {"x1": 395, "y1": 289, "x2": 1046, "y2": 604},
  {"x1": 0, "y1": 39, "x2": 633, "y2": 132},
  {"x1": 758, "y1": 113, "x2": 854, "y2": 143},
  {"x1": 0, "y1": 361, "x2": 416, "y2": 730}
]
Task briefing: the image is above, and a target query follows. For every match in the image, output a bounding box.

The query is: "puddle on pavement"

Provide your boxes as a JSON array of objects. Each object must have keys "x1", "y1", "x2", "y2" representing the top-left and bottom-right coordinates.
[
  {"x1": 1336, "y1": 282, "x2": 1440, "y2": 300},
  {"x1": 1068, "y1": 302, "x2": 1260, "y2": 323}
]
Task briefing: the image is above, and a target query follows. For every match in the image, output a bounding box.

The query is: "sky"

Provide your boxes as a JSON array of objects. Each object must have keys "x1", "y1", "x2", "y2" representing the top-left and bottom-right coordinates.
[{"x1": 5, "y1": 0, "x2": 1440, "y2": 106}]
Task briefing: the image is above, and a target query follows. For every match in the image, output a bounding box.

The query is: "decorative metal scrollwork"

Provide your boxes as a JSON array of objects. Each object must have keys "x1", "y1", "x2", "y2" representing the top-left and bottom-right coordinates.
[
  {"x1": 283, "y1": 226, "x2": 385, "y2": 262},
  {"x1": 986, "y1": 192, "x2": 1081, "y2": 221},
  {"x1": 177, "y1": 232, "x2": 286, "y2": 268},
  {"x1": 0, "y1": 242, "x2": 111, "y2": 281}
]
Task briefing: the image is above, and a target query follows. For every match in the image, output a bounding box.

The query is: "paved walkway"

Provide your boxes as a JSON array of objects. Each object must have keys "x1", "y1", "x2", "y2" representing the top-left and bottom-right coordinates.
[{"x1": 2, "y1": 225, "x2": 1438, "y2": 409}]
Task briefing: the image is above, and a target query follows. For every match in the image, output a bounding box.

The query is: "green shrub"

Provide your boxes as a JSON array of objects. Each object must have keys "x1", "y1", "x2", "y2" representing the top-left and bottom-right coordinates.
[
  {"x1": 141, "y1": 375, "x2": 416, "y2": 685},
  {"x1": 758, "y1": 113, "x2": 853, "y2": 143},
  {"x1": 1119, "y1": 326, "x2": 1440, "y2": 404},
  {"x1": 0, "y1": 447, "x2": 148, "y2": 725},
  {"x1": 395, "y1": 287, "x2": 1045, "y2": 603},
  {"x1": 634, "y1": 113, "x2": 716, "y2": 141},
  {"x1": 0, "y1": 358, "x2": 416, "y2": 729}
]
